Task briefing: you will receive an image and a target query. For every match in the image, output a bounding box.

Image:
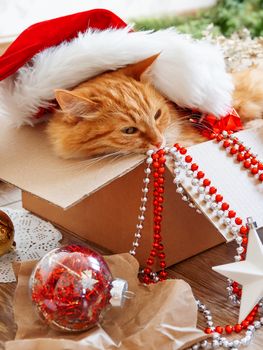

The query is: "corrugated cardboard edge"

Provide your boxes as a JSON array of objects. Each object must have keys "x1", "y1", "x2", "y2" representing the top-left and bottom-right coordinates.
[
  {"x1": 64, "y1": 158, "x2": 145, "y2": 209},
  {"x1": 0, "y1": 123, "x2": 146, "y2": 209},
  {"x1": 19, "y1": 158, "x2": 145, "y2": 211}
]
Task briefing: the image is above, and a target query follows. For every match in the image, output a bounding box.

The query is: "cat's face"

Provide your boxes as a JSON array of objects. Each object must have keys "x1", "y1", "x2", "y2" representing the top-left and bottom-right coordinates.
[{"x1": 47, "y1": 55, "x2": 171, "y2": 159}]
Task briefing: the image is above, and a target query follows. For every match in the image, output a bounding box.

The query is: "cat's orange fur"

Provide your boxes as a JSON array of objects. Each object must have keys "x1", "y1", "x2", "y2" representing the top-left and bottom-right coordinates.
[{"x1": 46, "y1": 57, "x2": 263, "y2": 159}]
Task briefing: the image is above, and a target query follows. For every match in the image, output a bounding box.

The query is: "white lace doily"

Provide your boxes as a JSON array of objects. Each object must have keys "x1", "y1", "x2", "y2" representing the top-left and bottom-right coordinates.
[{"x1": 0, "y1": 207, "x2": 62, "y2": 283}]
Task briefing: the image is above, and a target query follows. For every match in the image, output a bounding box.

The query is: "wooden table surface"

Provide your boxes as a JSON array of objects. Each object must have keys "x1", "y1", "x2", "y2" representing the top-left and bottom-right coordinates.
[{"x1": 0, "y1": 184, "x2": 262, "y2": 349}]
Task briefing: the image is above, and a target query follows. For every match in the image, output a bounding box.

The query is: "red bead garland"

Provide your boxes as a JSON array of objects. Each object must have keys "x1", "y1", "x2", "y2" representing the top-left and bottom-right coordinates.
[
  {"x1": 173, "y1": 138, "x2": 260, "y2": 334},
  {"x1": 215, "y1": 130, "x2": 263, "y2": 182},
  {"x1": 142, "y1": 130, "x2": 261, "y2": 334},
  {"x1": 143, "y1": 149, "x2": 168, "y2": 283},
  {"x1": 205, "y1": 305, "x2": 259, "y2": 335}
]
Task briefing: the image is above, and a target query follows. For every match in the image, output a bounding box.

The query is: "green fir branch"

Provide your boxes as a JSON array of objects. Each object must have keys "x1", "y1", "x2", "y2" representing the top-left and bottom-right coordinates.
[{"x1": 133, "y1": 0, "x2": 263, "y2": 38}]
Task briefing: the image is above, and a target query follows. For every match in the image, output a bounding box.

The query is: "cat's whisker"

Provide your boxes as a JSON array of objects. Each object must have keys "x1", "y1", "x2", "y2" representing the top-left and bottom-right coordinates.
[
  {"x1": 189, "y1": 121, "x2": 215, "y2": 133},
  {"x1": 79, "y1": 152, "x2": 124, "y2": 169},
  {"x1": 86, "y1": 151, "x2": 129, "y2": 167},
  {"x1": 48, "y1": 151, "x2": 126, "y2": 173},
  {"x1": 174, "y1": 116, "x2": 215, "y2": 134}
]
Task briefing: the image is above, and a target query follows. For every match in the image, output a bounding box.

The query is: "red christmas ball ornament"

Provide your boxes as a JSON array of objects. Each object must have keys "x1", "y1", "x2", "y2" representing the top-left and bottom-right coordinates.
[{"x1": 30, "y1": 245, "x2": 128, "y2": 332}]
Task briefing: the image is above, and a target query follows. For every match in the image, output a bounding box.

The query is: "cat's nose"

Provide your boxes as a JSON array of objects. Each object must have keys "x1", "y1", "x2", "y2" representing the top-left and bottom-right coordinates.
[{"x1": 154, "y1": 138, "x2": 166, "y2": 149}]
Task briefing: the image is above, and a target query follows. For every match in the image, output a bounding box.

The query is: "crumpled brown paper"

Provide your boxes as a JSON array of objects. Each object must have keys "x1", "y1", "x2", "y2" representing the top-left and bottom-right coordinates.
[{"x1": 6, "y1": 253, "x2": 207, "y2": 350}]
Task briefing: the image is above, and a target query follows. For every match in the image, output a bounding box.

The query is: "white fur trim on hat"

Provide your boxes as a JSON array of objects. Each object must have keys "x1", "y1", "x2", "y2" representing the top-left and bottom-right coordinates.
[{"x1": 0, "y1": 26, "x2": 233, "y2": 127}]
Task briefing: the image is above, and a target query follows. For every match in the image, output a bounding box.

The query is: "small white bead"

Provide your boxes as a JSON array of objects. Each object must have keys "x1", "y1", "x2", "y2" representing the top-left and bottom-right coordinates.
[
  {"x1": 192, "y1": 344, "x2": 200, "y2": 350},
  {"x1": 143, "y1": 178, "x2": 150, "y2": 184},
  {"x1": 138, "y1": 215, "x2": 145, "y2": 221},
  {"x1": 145, "y1": 168, "x2": 151, "y2": 174},
  {"x1": 224, "y1": 218, "x2": 231, "y2": 225},
  {"x1": 212, "y1": 333, "x2": 219, "y2": 339},
  {"x1": 191, "y1": 178, "x2": 199, "y2": 186},
  {"x1": 200, "y1": 340, "x2": 208, "y2": 348},
  {"x1": 198, "y1": 186, "x2": 205, "y2": 193},
  {"x1": 254, "y1": 320, "x2": 261, "y2": 329},
  {"x1": 216, "y1": 210, "x2": 224, "y2": 217},
  {"x1": 136, "y1": 224, "x2": 143, "y2": 230},
  {"x1": 146, "y1": 150, "x2": 154, "y2": 156},
  {"x1": 204, "y1": 195, "x2": 211, "y2": 202},
  {"x1": 229, "y1": 295, "x2": 236, "y2": 302},
  {"x1": 146, "y1": 157, "x2": 153, "y2": 164},
  {"x1": 142, "y1": 188, "x2": 148, "y2": 193},
  {"x1": 169, "y1": 146, "x2": 176, "y2": 153},
  {"x1": 240, "y1": 336, "x2": 250, "y2": 346},
  {"x1": 235, "y1": 236, "x2": 242, "y2": 244},
  {"x1": 176, "y1": 187, "x2": 184, "y2": 194},
  {"x1": 247, "y1": 325, "x2": 255, "y2": 332},
  {"x1": 233, "y1": 340, "x2": 240, "y2": 347},
  {"x1": 173, "y1": 178, "x2": 182, "y2": 184},
  {"x1": 234, "y1": 255, "x2": 241, "y2": 262},
  {"x1": 210, "y1": 202, "x2": 218, "y2": 210},
  {"x1": 222, "y1": 340, "x2": 229, "y2": 347},
  {"x1": 141, "y1": 197, "x2": 147, "y2": 203},
  {"x1": 246, "y1": 330, "x2": 253, "y2": 337},
  {"x1": 186, "y1": 170, "x2": 193, "y2": 177},
  {"x1": 133, "y1": 241, "x2": 139, "y2": 247},
  {"x1": 236, "y1": 246, "x2": 244, "y2": 254},
  {"x1": 199, "y1": 304, "x2": 205, "y2": 311},
  {"x1": 222, "y1": 130, "x2": 228, "y2": 137},
  {"x1": 211, "y1": 339, "x2": 219, "y2": 348},
  {"x1": 140, "y1": 206, "x2": 146, "y2": 212},
  {"x1": 135, "y1": 233, "x2": 141, "y2": 238},
  {"x1": 174, "y1": 167, "x2": 181, "y2": 174},
  {"x1": 231, "y1": 226, "x2": 239, "y2": 234},
  {"x1": 129, "y1": 250, "x2": 136, "y2": 255},
  {"x1": 182, "y1": 196, "x2": 188, "y2": 201}
]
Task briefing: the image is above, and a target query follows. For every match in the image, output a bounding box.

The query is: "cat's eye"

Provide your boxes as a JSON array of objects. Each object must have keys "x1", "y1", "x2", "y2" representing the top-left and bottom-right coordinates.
[
  {"x1": 122, "y1": 127, "x2": 138, "y2": 134},
  {"x1": 154, "y1": 109, "x2": 162, "y2": 120}
]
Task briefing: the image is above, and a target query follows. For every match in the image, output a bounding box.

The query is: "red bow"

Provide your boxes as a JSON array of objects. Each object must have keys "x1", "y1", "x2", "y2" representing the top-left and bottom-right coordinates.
[{"x1": 194, "y1": 108, "x2": 243, "y2": 139}]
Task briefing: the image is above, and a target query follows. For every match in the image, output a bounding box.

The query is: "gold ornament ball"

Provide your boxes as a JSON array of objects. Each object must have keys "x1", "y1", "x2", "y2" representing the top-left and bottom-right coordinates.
[{"x1": 0, "y1": 210, "x2": 15, "y2": 256}]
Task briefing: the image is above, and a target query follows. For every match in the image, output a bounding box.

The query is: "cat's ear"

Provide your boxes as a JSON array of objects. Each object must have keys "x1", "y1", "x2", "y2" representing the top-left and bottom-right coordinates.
[
  {"x1": 121, "y1": 53, "x2": 160, "y2": 81},
  {"x1": 55, "y1": 89, "x2": 98, "y2": 119}
]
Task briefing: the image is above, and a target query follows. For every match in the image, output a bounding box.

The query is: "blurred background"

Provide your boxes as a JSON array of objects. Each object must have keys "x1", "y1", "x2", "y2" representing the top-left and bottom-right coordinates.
[
  {"x1": 0, "y1": 0, "x2": 262, "y2": 41},
  {"x1": 0, "y1": 0, "x2": 215, "y2": 40},
  {"x1": 0, "y1": 0, "x2": 262, "y2": 72}
]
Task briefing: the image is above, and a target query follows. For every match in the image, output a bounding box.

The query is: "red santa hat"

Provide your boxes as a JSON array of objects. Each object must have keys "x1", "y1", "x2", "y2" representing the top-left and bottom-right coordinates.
[{"x1": 0, "y1": 9, "x2": 233, "y2": 127}]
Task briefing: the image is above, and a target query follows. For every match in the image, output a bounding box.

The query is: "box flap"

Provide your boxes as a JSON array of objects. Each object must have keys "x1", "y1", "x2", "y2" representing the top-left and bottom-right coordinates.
[
  {"x1": 0, "y1": 123, "x2": 144, "y2": 209},
  {"x1": 169, "y1": 127, "x2": 263, "y2": 241}
]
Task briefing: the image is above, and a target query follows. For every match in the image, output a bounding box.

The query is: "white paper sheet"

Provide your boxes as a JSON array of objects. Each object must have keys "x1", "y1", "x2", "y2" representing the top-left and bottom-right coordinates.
[{"x1": 183, "y1": 127, "x2": 263, "y2": 241}]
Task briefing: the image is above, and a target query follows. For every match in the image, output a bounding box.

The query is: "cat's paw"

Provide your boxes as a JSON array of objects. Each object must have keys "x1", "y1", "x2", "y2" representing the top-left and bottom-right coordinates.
[{"x1": 232, "y1": 65, "x2": 263, "y2": 126}]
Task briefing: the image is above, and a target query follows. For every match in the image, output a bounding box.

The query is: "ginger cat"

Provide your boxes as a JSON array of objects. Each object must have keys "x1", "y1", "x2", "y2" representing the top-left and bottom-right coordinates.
[{"x1": 46, "y1": 56, "x2": 263, "y2": 159}]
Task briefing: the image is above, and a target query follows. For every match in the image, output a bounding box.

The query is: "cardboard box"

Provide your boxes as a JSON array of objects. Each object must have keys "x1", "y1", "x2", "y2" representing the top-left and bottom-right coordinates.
[{"x1": 0, "y1": 123, "x2": 262, "y2": 267}]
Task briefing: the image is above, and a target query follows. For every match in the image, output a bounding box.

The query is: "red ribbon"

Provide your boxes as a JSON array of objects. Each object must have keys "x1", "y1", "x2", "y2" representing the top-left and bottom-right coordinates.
[{"x1": 195, "y1": 108, "x2": 243, "y2": 139}]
